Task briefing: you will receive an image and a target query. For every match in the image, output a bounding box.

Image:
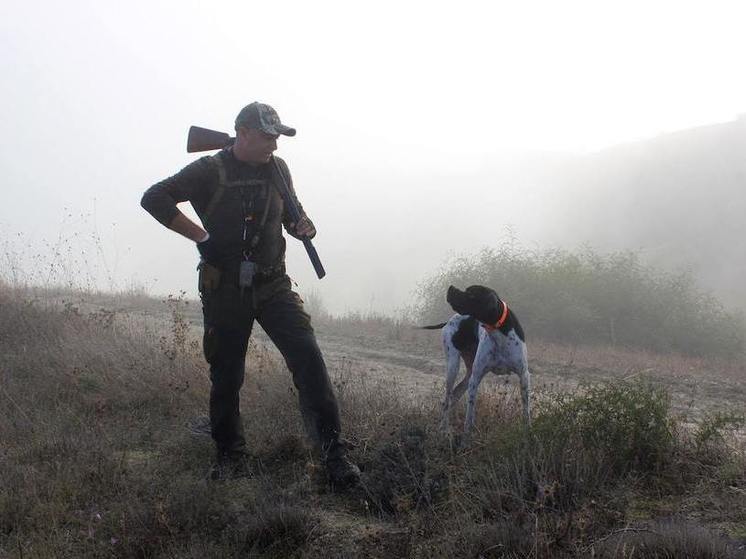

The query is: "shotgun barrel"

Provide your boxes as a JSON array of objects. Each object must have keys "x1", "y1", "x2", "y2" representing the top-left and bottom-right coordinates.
[{"x1": 270, "y1": 156, "x2": 326, "y2": 279}]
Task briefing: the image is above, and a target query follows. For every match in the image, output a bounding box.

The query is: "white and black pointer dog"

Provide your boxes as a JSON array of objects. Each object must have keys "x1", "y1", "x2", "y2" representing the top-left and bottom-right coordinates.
[{"x1": 422, "y1": 285, "x2": 530, "y2": 433}]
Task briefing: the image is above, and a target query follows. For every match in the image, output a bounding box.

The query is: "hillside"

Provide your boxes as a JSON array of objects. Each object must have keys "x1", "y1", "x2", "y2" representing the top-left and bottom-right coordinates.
[{"x1": 546, "y1": 116, "x2": 746, "y2": 309}]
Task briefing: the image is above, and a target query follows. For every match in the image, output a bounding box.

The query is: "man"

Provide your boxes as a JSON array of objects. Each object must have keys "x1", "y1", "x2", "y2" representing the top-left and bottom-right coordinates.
[{"x1": 140, "y1": 102, "x2": 360, "y2": 486}]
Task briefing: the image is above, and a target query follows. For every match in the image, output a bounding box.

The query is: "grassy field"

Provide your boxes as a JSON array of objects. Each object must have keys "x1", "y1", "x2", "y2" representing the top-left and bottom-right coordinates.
[{"x1": 1, "y1": 284, "x2": 745, "y2": 558}]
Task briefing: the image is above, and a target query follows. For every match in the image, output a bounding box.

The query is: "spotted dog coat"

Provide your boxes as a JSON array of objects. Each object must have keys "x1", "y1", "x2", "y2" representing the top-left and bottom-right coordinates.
[{"x1": 424, "y1": 285, "x2": 531, "y2": 433}]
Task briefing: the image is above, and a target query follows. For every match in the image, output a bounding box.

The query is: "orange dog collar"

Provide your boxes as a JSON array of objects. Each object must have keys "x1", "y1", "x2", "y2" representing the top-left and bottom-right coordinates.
[{"x1": 482, "y1": 301, "x2": 509, "y2": 332}]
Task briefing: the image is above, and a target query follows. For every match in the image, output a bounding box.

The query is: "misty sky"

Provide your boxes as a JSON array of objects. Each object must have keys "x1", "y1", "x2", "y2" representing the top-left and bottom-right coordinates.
[{"x1": 2, "y1": 0, "x2": 745, "y2": 314}]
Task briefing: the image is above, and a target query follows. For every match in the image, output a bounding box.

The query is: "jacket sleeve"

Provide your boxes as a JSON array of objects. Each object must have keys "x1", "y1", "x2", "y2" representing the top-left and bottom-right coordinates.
[
  {"x1": 274, "y1": 157, "x2": 312, "y2": 240},
  {"x1": 140, "y1": 157, "x2": 213, "y2": 227}
]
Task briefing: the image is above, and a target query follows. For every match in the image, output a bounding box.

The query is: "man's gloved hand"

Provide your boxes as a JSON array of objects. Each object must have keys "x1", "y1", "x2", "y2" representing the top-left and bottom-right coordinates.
[
  {"x1": 288, "y1": 215, "x2": 316, "y2": 239},
  {"x1": 196, "y1": 233, "x2": 220, "y2": 263}
]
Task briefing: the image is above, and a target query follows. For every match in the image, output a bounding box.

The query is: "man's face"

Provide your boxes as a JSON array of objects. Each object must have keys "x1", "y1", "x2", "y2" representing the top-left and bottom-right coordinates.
[{"x1": 236, "y1": 126, "x2": 279, "y2": 163}]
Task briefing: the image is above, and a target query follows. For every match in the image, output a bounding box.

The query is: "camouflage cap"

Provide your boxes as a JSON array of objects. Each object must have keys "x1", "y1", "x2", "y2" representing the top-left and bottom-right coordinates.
[{"x1": 234, "y1": 102, "x2": 296, "y2": 137}]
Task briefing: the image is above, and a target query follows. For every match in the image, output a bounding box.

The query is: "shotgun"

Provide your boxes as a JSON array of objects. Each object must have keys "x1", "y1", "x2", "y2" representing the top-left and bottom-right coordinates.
[{"x1": 186, "y1": 125, "x2": 326, "y2": 279}]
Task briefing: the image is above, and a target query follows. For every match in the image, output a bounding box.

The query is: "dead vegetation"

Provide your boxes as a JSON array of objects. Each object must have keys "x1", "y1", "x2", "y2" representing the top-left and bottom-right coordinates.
[{"x1": 1, "y1": 283, "x2": 744, "y2": 558}]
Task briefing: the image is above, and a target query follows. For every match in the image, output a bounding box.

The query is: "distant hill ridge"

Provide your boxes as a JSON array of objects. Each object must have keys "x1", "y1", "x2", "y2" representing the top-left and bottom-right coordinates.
[{"x1": 550, "y1": 115, "x2": 746, "y2": 309}]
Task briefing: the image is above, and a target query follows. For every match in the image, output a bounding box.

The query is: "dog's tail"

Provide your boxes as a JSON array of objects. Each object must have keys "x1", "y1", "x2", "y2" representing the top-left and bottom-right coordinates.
[{"x1": 416, "y1": 322, "x2": 448, "y2": 330}]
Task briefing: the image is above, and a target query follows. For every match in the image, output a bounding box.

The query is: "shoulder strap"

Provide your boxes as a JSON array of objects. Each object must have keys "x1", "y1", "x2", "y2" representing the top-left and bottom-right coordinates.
[
  {"x1": 248, "y1": 182, "x2": 274, "y2": 251},
  {"x1": 202, "y1": 152, "x2": 229, "y2": 228}
]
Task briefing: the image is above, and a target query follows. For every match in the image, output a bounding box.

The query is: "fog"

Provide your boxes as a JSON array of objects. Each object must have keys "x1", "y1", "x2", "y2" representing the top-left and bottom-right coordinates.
[{"x1": 2, "y1": 1, "x2": 745, "y2": 314}]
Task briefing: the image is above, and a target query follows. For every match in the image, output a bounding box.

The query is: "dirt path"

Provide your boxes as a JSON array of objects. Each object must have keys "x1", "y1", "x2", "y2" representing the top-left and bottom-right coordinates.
[
  {"x1": 281, "y1": 325, "x2": 745, "y2": 439},
  {"x1": 41, "y1": 289, "x2": 742, "y2": 436}
]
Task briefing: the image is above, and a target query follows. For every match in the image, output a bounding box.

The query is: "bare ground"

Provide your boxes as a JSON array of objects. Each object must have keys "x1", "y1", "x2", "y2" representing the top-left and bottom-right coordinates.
[
  {"x1": 39, "y1": 287, "x2": 746, "y2": 433},
  {"x1": 287, "y1": 321, "x2": 746, "y2": 440}
]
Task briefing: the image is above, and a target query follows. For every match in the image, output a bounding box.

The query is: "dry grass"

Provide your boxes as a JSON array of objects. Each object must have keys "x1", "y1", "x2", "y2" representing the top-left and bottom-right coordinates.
[
  {"x1": 531, "y1": 339, "x2": 746, "y2": 384},
  {"x1": 1, "y1": 283, "x2": 745, "y2": 558}
]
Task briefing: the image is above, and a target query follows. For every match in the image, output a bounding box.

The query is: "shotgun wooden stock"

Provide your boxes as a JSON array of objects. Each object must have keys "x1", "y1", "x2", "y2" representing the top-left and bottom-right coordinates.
[
  {"x1": 187, "y1": 126, "x2": 234, "y2": 152},
  {"x1": 186, "y1": 126, "x2": 326, "y2": 279}
]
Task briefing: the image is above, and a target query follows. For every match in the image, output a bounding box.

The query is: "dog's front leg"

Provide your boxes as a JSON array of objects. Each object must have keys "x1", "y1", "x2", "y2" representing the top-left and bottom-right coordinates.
[{"x1": 440, "y1": 344, "x2": 461, "y2": 432}]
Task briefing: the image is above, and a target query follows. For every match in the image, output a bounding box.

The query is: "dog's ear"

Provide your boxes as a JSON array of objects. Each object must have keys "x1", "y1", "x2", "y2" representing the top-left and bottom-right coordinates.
[
  {"x1": 446, "y1": 285, "x2": 460, "y2": 305},
  {"x1": 447, "y1": 286, "x2": 470, "y2": 315}
]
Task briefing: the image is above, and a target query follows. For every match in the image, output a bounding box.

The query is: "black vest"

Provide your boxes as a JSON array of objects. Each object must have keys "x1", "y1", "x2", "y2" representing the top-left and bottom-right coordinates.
[{"x1": 200, "y1": 150, "x2": 287, "y2": 271}]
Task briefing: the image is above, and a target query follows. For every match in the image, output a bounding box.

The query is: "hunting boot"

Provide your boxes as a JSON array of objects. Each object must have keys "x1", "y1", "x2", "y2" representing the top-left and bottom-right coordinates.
[{"x1": 324, "y1": 440, "x2": 361, "y2": 487}]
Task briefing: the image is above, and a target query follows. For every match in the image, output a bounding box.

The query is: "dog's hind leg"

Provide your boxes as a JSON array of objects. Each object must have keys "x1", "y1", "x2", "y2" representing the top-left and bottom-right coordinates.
[
  {"x1": 464, "y1": 346, "x2": 491, "y2": 435},
  {"x1": 451, "y1": 352, "x2": 474, "y2": 403},
  {"x1": 439, "y1": 344, "x2": 461, "y2": 432}
]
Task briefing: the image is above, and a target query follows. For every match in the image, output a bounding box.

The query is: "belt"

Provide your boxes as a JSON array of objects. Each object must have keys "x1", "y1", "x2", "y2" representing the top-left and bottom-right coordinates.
[
  {"x1": 218, "y1": 259, "x2": 286, "y2": 287},
  {"x1": 255, "y1": 262, "x2": 286, "y2": 284}
]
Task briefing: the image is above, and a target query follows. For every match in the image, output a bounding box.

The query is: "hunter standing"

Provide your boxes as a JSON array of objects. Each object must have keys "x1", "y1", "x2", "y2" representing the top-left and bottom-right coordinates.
[{"x1": 140, "y1": 102, "x2": 360, "y2": 485}]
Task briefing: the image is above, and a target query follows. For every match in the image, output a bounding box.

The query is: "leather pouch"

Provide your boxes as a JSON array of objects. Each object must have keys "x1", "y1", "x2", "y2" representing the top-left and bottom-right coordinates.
[
  {"x1": 239, "y1": 260, "x2": 256, "y2": 288},
  {"x1": 198, "y1": 262, "x2": 222, "y2": 293}
]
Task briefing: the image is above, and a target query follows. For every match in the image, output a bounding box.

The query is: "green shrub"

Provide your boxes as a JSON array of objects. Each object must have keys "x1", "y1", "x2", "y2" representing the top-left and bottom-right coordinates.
[
  {"x1": 457, "y1": 378, "x2": 675, "y2": 531},
  {"x1": 532, "y1": 380, "x2": 674, "y2": 476}
]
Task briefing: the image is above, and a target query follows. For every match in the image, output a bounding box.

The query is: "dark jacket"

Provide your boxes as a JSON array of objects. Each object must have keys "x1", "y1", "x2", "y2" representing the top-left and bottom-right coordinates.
[{"x1": 141, "y1": 149, "x2": 306, "y2": 271}]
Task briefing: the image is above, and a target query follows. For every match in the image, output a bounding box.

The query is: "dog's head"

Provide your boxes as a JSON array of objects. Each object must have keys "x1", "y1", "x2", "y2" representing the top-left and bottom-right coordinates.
[{"x1": 447, "y1": 285, "x2": 502, "y2": 325}]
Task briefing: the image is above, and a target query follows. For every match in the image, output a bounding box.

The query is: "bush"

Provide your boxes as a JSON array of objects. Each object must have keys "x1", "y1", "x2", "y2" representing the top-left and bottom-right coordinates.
[
  {"x1": 416, "y1": 242, "x2": 745, "y2": 358},
  {"x1": 459, "y1": 379, "x2": 675, "y2": 527},
  {"x1": 532, "y1": 380, "x2": 674, "y2": 477}
]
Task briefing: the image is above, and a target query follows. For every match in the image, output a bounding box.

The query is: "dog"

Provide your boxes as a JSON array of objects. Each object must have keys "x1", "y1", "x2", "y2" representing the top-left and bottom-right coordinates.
[{"x1": 421, "y1": 285, "x2": 531, "y2": 433}]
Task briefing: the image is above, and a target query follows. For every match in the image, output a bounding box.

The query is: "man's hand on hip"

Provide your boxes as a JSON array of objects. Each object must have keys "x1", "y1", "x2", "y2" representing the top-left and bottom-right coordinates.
[{"x1": 197, "y1": 233, "x2": 221, "y2": 263}]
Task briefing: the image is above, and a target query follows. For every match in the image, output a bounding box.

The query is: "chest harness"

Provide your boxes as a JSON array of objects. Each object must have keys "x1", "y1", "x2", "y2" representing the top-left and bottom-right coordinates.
[{"x1": 203, "y1": 153, "x2": 274, "y2": 262}]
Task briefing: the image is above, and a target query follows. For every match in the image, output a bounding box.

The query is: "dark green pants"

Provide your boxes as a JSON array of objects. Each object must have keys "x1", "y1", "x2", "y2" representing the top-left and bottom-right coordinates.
[{"x1": 201, "y1": 274, "x2": 341, "y2": 457}]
